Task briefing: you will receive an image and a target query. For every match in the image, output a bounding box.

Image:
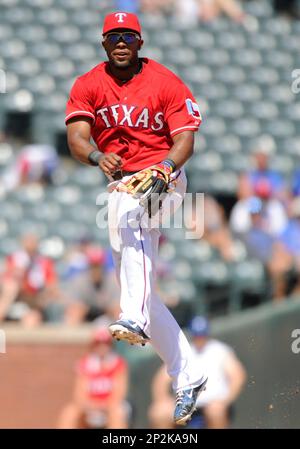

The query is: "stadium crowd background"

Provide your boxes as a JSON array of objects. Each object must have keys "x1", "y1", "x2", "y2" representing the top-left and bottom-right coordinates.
[{"x1": 0, "y1": 0, "x2": 300, "y2": 429}]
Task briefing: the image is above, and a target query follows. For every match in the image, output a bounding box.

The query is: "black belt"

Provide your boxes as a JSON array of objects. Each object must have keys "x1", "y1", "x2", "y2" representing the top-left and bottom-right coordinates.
[{"x1": 112, "y1": 170, "x2": 137, "y2": 181}]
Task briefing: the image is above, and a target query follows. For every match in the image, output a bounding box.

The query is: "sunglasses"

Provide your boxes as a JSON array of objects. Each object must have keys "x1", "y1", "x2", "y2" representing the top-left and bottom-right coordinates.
[{"x1": 104, "y1": 32, "x2": 140, "y2": 45}]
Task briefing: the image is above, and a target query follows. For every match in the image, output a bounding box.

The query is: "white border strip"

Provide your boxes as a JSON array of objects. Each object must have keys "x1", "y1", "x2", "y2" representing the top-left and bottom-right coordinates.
[
  {"x1": 65, "y1": 110, "x2": 95, "y2": 124},
  {"x1": 170, "y1": 125, "x2": 199, "y2": 136}
]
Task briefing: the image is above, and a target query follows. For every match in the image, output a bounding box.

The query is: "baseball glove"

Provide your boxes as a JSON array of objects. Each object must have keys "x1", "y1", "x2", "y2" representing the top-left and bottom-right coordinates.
[{"x1": 117, "y1": 159, "x2": 176, "y2": 217}]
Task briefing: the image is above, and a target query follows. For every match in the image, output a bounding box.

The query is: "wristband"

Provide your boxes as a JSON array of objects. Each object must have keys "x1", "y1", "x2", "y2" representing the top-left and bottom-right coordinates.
[
  {"x1": 162, "y1": 158, "x2": 176, "y2": 173},
  {"x1": 88, "y1": 150, "x2": 101, "y2": 166}
]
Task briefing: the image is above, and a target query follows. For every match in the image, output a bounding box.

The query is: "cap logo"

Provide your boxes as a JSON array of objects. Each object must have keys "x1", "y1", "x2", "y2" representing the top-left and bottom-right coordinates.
[{"x1": 115, "y1": 12, "x2": 127, "y2": 23}]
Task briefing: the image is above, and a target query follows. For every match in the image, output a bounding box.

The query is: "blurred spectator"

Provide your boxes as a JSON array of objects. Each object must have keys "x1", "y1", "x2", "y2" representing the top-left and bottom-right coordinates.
[
  {"x1": 280, "y1": 198, "x2": 300, "y2": 257},
  {"x1": 93, "y1": 298, "x2": 121, "y2": 328},
  {"x1": 62, "y1": 237, "x2": 118, "y2": 281},
  {"x1": 237, "y1": 197, "x2": 291, "y2": 300},
  {"x1": 115, "y1": 0, "x2": 140, "y2": 13},
  {"x1": 291, "y1": 169, "x2": 300, "y2": 198},
  {"x1": 230, "y1": 195, "x2": 288, "y2": 237},
  {"x1": 1, "y1": 143, "x2": 59, "y2": 193},
  {"x1": 237, "y1": 136, "x2": 287, "y2": 201},
  {"x1": 148, "y1": 363, "x2": 176, "y2": 429},
  {"x1": 0, "y1": 234, "x2": 61, "y2": 326},
  {"x1": 0, "y1": 130, "x2": 6, "y2": 143},
  {"x1": 173, "y1": 0, "x2": 246, "y2": 25},
  {"x1": 62, "y1": 236, "x2": 100, "y2": 280},
  {"x1": 237, "y1": 136, "x2": 286, "y2": 202},
  {"x1": 187, "y1": 194, "x2": 237, "y2": 262},
  {"x1": 58, "y1": 327, "x2": 129, "y2": 429},
  {"x1": 148, "y1": 316, "x2": 246, "y2": 429},
  {"x1": 239, "y1": 197, "x2": 275, "y2": 262},
  {"x1": 278, "y1": 197, "x2": 300, "y2": 296},
  {"x1": 273, "y1": 0, "x2": 300, "y2": 19},
  {"x1": 141, "y1": 0, "x2": 174, "y2": 15},
  {"x1": 62, "y1": 247, "x2": 120, "y2": 325}
]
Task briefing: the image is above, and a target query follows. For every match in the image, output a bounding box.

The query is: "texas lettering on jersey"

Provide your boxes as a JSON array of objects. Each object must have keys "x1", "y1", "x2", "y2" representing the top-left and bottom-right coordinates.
[
  {"x1": 96, "y1": 104, "x2": 164, "y2": 130},
  {"x1": 65, "y1": 58, "x2": 202, "y2": 171}
]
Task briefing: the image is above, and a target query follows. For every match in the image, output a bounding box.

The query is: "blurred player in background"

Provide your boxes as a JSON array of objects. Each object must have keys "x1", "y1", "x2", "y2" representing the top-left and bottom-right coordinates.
[
  {"x1": 65, "y1": 11, "x2": 207, "y2": 425},
  {"x1": 57, "y1": 327, "x2": 129, "y2": 429},
  {"x1": 148, "y1": 316, "x2": 246, "y2": 429}
]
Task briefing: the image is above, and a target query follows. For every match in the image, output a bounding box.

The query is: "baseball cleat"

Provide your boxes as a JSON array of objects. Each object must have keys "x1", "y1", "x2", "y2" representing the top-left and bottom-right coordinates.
[
  {"x1": 108, "y1": 319, "x2": 150, "y2": 346},
  {"x1": 174, "y1": 377, "x2": 208, "y2": 426}
]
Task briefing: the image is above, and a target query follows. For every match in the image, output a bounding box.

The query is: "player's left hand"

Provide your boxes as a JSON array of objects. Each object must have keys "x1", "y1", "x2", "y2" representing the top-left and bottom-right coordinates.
[{"x1": 116, "y1": 160, "x2": 175, "y2": 217}]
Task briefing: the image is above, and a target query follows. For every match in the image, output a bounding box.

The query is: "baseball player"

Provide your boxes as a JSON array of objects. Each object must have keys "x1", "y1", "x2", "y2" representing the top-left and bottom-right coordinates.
[
  {"x1": 65, "y1": 11, "x2": 207, "y2": 425},
  {"x1": 58, "y1": 327, "x2": 129, "y2": 429}
]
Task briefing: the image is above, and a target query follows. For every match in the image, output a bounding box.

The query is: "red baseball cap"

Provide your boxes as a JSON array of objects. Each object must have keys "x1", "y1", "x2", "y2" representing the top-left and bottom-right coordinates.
[{"x1": 102, "y1": 11, "x2": 142, "y2": 35}]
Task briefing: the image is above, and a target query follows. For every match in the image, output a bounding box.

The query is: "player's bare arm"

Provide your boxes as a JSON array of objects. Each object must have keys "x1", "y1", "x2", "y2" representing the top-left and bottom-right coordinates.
[
  {"x1": 67, "y1": 117, "x2": 122, "y2": 176},
  {"x1": 167, "y1": 131, "x2": 194, "y2": 170}
]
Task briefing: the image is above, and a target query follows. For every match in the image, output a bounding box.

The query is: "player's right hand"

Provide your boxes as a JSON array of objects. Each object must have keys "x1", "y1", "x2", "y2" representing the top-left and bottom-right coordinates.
[{"x1": 98, "y1": 153, "x2": 123, "y2": 177}]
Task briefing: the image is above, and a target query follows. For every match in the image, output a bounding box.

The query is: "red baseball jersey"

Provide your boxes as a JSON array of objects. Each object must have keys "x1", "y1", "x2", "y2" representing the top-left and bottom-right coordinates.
[
  {"x1": 77, "y1": 353, "x2": 127, "y2": 401},
  {"x1": 65, "y1": 58, "x2": 202, "y2": 171}
]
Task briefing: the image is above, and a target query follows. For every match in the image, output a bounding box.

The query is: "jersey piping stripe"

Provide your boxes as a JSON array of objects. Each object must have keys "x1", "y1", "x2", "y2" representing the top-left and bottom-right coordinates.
[
  {"x1": 170, "y1": 125, "x2": 199, "y2": 135},
  {"x1": 139, "y1": 225, "x2": 148, "y2": 331},
  {"x1": 65, "y1": 110, "x2": 95, "y2": 123}
]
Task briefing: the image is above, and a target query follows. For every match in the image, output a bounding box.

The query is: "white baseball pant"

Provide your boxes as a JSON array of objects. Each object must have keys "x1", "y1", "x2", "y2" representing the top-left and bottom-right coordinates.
[{"x1": 107, "y1": 169, "x2": 206, "y2": 391}]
